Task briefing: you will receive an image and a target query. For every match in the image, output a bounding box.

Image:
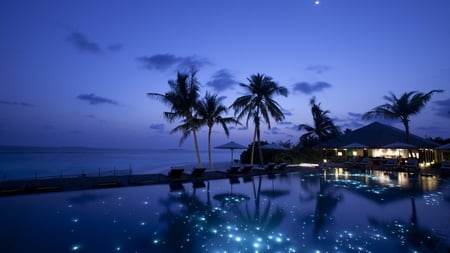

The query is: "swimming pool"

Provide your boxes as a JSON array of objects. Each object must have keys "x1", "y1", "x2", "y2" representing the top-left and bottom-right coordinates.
[{"x1": 0, "y1": 168, "x2": 449, "y2": 252}]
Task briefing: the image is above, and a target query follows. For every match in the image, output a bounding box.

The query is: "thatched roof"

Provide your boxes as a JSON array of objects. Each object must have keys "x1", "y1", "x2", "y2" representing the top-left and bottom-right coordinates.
[{"x1": 321, "y1": 122, "x2": 438, "y2": 149}]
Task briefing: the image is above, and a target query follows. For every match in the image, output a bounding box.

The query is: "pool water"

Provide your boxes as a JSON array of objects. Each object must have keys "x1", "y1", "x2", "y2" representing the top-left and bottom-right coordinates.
[{"x1": 0, "y1": 169, "x2": 449, "y2": 253}]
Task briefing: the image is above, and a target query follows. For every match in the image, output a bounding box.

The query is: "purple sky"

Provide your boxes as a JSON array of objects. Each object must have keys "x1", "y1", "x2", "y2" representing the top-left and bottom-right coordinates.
[{"x1": 1, "y1": 0, "x2": 449, "y2": 149}]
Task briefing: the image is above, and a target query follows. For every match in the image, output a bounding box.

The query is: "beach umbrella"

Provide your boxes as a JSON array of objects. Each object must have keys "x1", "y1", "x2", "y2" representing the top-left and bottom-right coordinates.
[
  {"x1": 342, "y1": 142, "x2": 368, "y2": 149},
  {"x1": 261, "y1": 142, "x2": 288, "y2": 150},
  {"x1": 382, "y1": 142, "x2": 416, "y2": 149},
  {"x1": 215, "y1": 141, "x2": 247, "y2": 164}
]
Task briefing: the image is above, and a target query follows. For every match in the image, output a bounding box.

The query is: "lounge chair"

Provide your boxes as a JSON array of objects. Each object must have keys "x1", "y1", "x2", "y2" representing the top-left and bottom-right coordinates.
[
  {"x1": 227, "y1": 166, "x2": 241, "y2": 174},
  {"x1": 240, "y1": 165, "x2": 253, "y2": 174},
  {"x1": 384, "y1": 158, "x2": 399, "y2": 170},
  {"x1": 403, "y1": 158, "x2": 419, "y2": 171},
  {"x1": 264, "y1": 163, "x2": 276, "y2": 172},
  {"x1": 275, "y1": 163, "x2": 288, "y2": 170},
  {"x1": 439, "y1": 161, "x2": 450, "y2": 178},
  {"x1": 168, "y1": 166, "x2": 185, "y2": 179},
  {"x1": 344, "y1": 157, "x2": 357, "y2": 168},
  {"x1": 357, "y1": 157, "x2": 372, "y2": 169},
  {"x1": 191, "y1": 168, "x2": 206, "y2": 177}
]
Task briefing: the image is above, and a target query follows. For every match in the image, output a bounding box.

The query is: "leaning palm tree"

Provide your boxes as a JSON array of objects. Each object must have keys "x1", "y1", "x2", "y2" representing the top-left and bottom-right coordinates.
[
  {"x1": 197, "y1": 92, "x2": 240, "y2": 170},
  {"x1": 230, "y1": 73, "x2": 288, "y2": 165},
  {"x1": 148, "y1": 70, "x2": 203, "y2": 167},
  {"x1": 299, "y1": 97, "x2": 340, "y2": 144},
  {"x1": 362, "y1": 90, "x2": 443, "y2": 144}
]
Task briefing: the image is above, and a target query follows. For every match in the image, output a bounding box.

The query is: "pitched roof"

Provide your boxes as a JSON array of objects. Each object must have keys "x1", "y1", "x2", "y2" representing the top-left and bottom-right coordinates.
[{"x1": 321, "y1": 122, "x2": 438, "y2": 149}]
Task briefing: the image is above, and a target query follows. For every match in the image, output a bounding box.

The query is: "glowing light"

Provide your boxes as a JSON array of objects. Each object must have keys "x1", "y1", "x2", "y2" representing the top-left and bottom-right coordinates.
[
  {"x1": 315, "y1": 0, "x2": 320, "y2": 5},
  {"x1": 71, "y1": 245, "x2": 81, "y2": 251}
]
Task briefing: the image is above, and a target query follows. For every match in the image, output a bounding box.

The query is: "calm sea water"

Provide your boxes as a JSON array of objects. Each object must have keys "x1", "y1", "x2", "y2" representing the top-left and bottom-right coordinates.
[
  {"x1": 0, "y1": 146, "x2": 233, "y2": 180},
  {"x1": 0, "y1": 169, "x2": 449, "y2": 252}
]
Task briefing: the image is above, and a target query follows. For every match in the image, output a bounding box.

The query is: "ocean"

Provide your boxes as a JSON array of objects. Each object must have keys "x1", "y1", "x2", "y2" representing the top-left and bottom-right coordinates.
[{"x1": 0, "y1": 146, "x2": 235, "y2": 180}]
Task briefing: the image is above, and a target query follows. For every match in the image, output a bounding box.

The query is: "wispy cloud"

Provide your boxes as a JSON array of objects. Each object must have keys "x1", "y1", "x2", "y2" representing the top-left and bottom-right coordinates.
[
  {"x1": 149, "y1": 123, "x2": 165, "y2": 132},
  {"x1": 68, "y1": 32, "x2": 101, "y2": 53},
  {"x1": 137, "y1": 53, "x2": 211, "y2": 72},
  {"x1": 305, "y1": 65, "x2": 331, "y2": 74},
  {"x1": 433, "y1": 98, "x2": 450, "y2": 119},
  {"x1": 293, "y1": 81, "x2": 332, "y2": 94},
  {"x1": 281, "y1": 108, "x2": 293, "y2": 117},
  {"x1": 67, "y1": 31, "x2": 123, "y2": 54},
  {"x1": 76, "y1": 93, "x2": 118, "y2": 105},
  {"x1": 0, "y1": 100, "x2": 34, "y2": 107},
  {"x1": 206, "y1": 69, "x2": 237, "y2": 91}
]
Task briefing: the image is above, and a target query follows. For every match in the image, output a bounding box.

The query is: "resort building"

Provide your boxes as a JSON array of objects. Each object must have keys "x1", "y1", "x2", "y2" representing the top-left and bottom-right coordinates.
[{"x1": 320, "y1": 122, "x2": 439, "y2": 168}]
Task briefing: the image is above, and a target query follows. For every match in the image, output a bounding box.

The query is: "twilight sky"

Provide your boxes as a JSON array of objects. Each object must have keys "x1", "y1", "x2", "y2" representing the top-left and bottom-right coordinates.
[{"x1": 1, "y1": 0, "x2": 449, "y2": 149}]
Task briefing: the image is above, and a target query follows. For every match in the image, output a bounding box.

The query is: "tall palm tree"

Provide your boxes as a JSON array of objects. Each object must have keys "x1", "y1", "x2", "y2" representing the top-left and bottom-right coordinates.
[
  {"x1": 197, "y1": 92, "x2": 240, "y2": 170},
  {"x1": 362, "y1": 90, "x2": 443, "y2": 144},
  {"x1": 148, "y1": 70, "x2": 203, "y2": 167},
  {"x1": 230, "y1": 73, "x2": 288, "y2": 165},
  {"x1": 299, "y1": 97, "x2": 340, "y2": 144}
]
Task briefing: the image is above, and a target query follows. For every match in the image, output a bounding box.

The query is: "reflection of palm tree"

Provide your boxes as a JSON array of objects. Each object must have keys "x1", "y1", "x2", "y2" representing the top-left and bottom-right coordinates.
[
  {"x1": 362, "y1": 90, "x2": 443, "y2": 145},
  {"x1": 197, "y1": 92, "x2": 240, "y2": 169},
  {"x1": 148, "y1": 70, "x2": 203, "y2": 167},
  {"x1": 231, "y1": 73, "x2": 288, "y2": 165},
  {"x1": 298, "y1": 172, "x2": 342, "y2": 238},
  {"x1": 368, "y1": 198, "x2": 441, "y2": 252},
  {"x1": 299, "y1": 97, "x2": 340, "y2": 145}
]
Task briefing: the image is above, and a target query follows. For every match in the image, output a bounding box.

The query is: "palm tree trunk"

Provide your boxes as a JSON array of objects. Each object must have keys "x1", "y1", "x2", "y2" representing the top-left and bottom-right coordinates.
[
  {"x1": 403, "y1": 119, "x2": 413, "y2": 157},
  {"x1": 250, "y1": 126, "x2": 257, "y2": 165},
  {"x1": 256, "y1": 123, "x2": 264, "y2": 166},
  {"x1": 192, "y1": 130, "x2": 203, "y2": 167},
  {"x1": 207, "y1": 127, "x2": 213, "y2": 170}
]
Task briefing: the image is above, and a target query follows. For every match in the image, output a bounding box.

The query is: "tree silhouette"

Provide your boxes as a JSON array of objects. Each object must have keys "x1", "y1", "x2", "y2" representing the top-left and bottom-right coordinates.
[
  {"x1": 148, "y1": 70, "x2": 203, "y2": 167},
  {"x1": 231, "y1": 73, "x2": 288, "y2": 165},
  {"x1": 197, "y1": 92, "x2": 240, "y2": 169}
]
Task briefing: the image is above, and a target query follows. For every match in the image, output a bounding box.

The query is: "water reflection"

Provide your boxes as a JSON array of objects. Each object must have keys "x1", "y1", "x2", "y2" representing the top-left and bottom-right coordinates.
[
  {"x1": 151, "y1": 176, "x2": 295, "y2": 253},
  {"x1": 0, "y1": 170, "x2": 448, "y2": 252}
]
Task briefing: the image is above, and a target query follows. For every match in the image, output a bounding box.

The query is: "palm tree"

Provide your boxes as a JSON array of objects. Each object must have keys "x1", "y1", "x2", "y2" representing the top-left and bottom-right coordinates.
[
  {"x1": 230, "y1": 73, "x2": 288, "y2": 165},
  {"x1": 362, "y1": 90, "x2": 444, "y2": 144},
  {"x1": 148, "y1": 70, "x2": 203, "y2": 167},
  {"x1": 197, "y1": 92, "x2": 240, "y2": 170},
  {"x1": 299, "y1": 97, "x2": 340, "y2": 145}
]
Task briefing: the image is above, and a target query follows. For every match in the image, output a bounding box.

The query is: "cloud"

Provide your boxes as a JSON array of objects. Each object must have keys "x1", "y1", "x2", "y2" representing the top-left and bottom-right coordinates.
[
  {"x1": 305, "y1": 65, "x2": 331, "y2": 74},
  {"x1": 0, "y1": 100, "x2": 34, "y2": 107},
  {"x1": 206, "y1": 69, "x2": 237, "y2": 91},
  {"x1": 149, "y1": 123, "x2": 165, "y2": 132},
  {"x1": 433, "y1": 98, "x2": 450, "y2": 119},
  {"x1": 137, "y1": 53, "x2": 211, "y2": 72},
  {"x1": 281, "y1": 108, "x2": 293, "y2": 116},
  {"x1": 107, "y1": 44, "x2": 123, "y2": 52},
  {"x1": 68, "y1": 32, "x2": 101, "y2": 53},
  {"x1": 278, "y1": 121, "x2": 293, "y2": 125},
  {"x1": 76, "y1": 93, "x2": 118, "y2": 105},
  {"x1": 293, "y1": 81, "x2": 332, "y2": 94}
]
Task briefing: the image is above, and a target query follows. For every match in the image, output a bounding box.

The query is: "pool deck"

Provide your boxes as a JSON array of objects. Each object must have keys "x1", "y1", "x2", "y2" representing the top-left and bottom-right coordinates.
[{"x1": 0, "y1": 165, "x2": 318, "y2": 196}]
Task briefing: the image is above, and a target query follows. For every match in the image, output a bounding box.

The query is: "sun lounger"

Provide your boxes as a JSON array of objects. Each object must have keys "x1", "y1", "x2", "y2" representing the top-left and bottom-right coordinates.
[
  {"x1": 275, "y1": 163, "x2": 288, "y2": 170},
  {"x1": 344, "y1": 157, "x2": 357, "y2": 168},
  {"x1": 384, "y1": 158, "x2": 399, "y2": 170},
  {"x1": 168, "y1": 166, "x2": 185, "y2": 179},
  {"x1": 357, "y1": 157, "x2": 372, "y2": 169},
  {"x1": 440, "y1": 161, "x2": 450, "y2": 178},
  {"x1": 227, "y1": 166, "x2": 241, "y2": 174},
  {"x1": 403, "y1": 158, "x2": 419, "y2": 171},
  {"x1": 240, "y1": 165, "x2": 253, "y2": 174},
  {"x1": 191, "y1": 168, "x2": 206, "y2": 177},
  {"x1": 264, "y1": 163, "x2": 276, "y2": 172}
]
